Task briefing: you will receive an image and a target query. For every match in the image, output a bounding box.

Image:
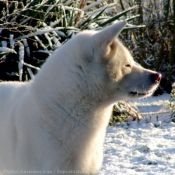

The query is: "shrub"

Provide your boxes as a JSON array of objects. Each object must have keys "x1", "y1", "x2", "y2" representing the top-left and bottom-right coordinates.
[
  {"x1": 0, "y1": 0, "x2": 141, "y2": 82},
  {"x1": 169, "y1": 82, "x2": 175, "y2": 122}
]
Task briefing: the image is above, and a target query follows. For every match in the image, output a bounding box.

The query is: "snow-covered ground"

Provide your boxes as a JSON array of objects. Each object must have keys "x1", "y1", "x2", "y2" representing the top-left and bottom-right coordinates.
[{"x1": 100, "y1": 93, "x2": 175, "y2": 175}]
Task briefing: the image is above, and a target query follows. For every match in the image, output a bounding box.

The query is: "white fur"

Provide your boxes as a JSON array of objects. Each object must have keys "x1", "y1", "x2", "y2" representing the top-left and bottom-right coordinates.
[{"x1": 0, "y1": 21, "x2": 160, "y2": 174}]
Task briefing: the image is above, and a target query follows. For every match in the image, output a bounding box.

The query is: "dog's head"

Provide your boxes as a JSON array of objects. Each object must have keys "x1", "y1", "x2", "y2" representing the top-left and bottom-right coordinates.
[{"x1": 67, "y1": 21, "x2": 161, "y2": 103}]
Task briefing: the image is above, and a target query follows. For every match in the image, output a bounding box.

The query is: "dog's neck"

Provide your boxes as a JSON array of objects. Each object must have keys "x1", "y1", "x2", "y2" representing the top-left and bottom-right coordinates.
[
  {"x1": 31, "y1": 78, "x2": 113, "y2": 130},
  {"x1": 31, "y1": 48, "x2": 113, "y2": 136}
]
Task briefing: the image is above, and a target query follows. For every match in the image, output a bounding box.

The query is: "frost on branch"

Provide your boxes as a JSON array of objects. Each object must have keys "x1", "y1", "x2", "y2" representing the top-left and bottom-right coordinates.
[
  {"x1": 18, "y1": 42, "x2": 24, "y2": 82},
  {"x1": 169, "y1": 83, "x2": 175, "y2": 122}
]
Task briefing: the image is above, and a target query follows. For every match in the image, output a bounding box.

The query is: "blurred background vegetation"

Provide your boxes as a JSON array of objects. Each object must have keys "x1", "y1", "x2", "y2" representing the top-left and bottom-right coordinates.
[{"x1": 0, "y1": 0, "x2": 174, "y2": 94}]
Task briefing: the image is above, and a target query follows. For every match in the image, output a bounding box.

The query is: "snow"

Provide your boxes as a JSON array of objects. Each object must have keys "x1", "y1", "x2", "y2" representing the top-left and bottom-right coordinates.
[{"x1": 100, "y1": 93, "x2": 175, "y2": 174}]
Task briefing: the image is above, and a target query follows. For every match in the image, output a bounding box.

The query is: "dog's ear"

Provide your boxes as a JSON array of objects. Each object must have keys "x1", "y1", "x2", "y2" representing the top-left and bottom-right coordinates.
[{"x1": 94, "y1": 21, "x2": 126, "y2": 60}]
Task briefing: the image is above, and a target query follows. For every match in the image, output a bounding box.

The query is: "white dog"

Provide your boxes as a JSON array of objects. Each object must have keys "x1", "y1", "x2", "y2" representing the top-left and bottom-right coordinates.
[{"x1": 0, "y1": 21, "x2": 161, "y2": 174}]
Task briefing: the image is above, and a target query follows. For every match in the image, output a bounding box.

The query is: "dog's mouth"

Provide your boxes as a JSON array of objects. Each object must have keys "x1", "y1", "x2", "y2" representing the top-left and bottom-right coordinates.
[{"x1": 129, "y1": 90, "x2": 153, "y2": 97}]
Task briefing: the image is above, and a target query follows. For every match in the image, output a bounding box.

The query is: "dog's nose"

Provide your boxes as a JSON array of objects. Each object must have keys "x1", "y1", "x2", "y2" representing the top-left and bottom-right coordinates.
[{"x1": 151, "y1": 73, "x2": 162, "y2": 83}]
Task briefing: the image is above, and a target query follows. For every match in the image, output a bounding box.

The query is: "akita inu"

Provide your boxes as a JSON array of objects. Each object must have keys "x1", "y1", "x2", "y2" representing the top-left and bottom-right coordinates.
[{"x1": 0, "y1": 21, "x2": 161, "y2": 174}]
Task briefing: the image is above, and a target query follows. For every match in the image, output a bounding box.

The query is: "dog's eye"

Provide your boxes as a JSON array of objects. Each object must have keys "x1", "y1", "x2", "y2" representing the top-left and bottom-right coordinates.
[{"x1": 125, "y1": 64, "x2": 131, "y2": 68}]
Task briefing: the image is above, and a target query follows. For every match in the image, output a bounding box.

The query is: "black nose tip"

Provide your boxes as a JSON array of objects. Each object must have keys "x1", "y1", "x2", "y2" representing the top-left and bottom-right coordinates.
[{"x1": 151, "y1": 73, "x2": 162, "y2": 83}]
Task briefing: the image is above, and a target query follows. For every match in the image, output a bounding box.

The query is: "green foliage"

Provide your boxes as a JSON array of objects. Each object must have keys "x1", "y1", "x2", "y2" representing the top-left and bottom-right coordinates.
[
  {"x1": 0, "y1": 0, "x2": 141, "y2": 82},
  {"x1": 110, "y1": 102, "x2": 141, "y2": 125}
]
